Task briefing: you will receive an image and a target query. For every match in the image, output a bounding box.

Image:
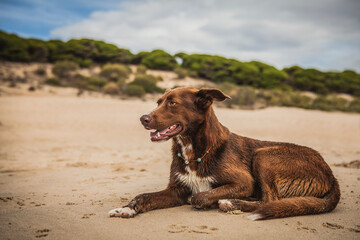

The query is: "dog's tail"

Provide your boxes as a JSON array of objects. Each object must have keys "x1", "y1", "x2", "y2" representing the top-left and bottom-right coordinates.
[{"x1": 248, "y1": 179, "x2": 340, "y2": 220}]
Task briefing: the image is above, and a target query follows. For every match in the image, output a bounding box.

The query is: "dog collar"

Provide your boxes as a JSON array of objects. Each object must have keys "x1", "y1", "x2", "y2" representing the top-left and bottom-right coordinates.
[{"x1": 177, "y1": 146, "x2": 212, "y2": 164}]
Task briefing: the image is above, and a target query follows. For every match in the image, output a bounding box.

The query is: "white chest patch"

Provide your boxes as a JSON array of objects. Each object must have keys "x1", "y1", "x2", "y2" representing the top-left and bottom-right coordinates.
[
  {"x1": 175, "y1": 137, "x2": 192, "y2": 163},
  {"x1": 175, "y1": 167, "x2": 215, "y2": 194},
  {"x1": 174, "y1": 137, "x2": 215, "y2": 194}
]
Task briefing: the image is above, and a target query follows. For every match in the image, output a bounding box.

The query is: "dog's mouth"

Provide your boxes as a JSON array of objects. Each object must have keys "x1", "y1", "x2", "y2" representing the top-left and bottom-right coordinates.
[{"x1": 150, "y1": 124, "x2": 183, "y2": 142}]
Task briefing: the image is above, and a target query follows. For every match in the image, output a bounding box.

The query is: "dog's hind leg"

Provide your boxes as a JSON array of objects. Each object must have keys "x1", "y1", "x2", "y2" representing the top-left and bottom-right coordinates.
[{"x1": 218, "y1": 199, "x2": 261, "y2": 212}]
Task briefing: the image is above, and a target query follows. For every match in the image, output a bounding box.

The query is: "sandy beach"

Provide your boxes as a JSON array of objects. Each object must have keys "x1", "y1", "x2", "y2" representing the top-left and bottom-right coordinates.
[{"x1": 0, "y1": 84, "x2": 359, "y2": 240}]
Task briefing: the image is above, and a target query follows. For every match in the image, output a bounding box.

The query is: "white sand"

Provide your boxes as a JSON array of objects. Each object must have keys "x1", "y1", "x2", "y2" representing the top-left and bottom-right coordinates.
[{"x1": 0, "y1": 84, "x2": 359, "y2": 239}]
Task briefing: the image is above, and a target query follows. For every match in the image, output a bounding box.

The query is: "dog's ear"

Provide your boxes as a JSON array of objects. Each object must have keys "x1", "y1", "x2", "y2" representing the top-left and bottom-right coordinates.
[{"x1": 195, "y1": 88, "x2": 230, "y2": 109}]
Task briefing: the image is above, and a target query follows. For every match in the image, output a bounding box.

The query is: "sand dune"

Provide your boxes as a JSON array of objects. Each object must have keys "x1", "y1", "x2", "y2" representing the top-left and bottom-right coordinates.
[{"x1": 0, "y1": 85, "x2": 359, "y2": 239}]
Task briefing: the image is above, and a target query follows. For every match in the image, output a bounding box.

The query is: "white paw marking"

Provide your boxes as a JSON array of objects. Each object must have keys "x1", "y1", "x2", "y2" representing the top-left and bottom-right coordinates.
[
  {"x1": 247, "y1": 213, "x2": 263, "y2": 221},
  {"x1": 108, "y1": 207, "x2": 136, "y2": 218},
  {"x1": 218, "y1": 199, "x2": 233, "y2": 206}
]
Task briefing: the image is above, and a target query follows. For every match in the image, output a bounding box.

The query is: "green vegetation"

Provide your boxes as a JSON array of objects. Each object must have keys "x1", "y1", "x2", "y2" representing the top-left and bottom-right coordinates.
[
  {"x1": 129, "y1": 74, "x2": 163, "y2": 93},
  {"x1": 311, "y1": 95, "x2": 348, "y2": 112},
  {"x1": 52, "y1": 60, "x2": 79, "y2": 78},
  {"x1": 137, "y1": 50, "x2": 177, "y2": 70},
  {"x1": 0, "y1": 31, "x2": 48, "y2": 62},
  {"x1": 100, "y1": 63, "x2": 131, "y2": 81},
  {"x1": 1, "y1": 30, "x2": 360, "y2": 107},
  {"x1": 219, "y1": 82, "x2": 360, "y2": 113},
  {"x1": 86, "y1": 77, "x2": 107, "y2": 89},
  {"x1": 136, "y1": 65, "x2": 147, "y2": 74},
  {"x1": 174, "y1": 67, "x2": 187, "y2": 79},
  {"x1": 45, "y1": 77, "x2": 61, "y2": 86},
  {"x1": 284, "y1": 67, "x2": 360, "y2": 96},
  {"x1": 124, "y1": 84, "x2": 146, "y2": 97},
  {"x1": 349, "y1": 99, "x2": 360, "y2": 112},
  {"x1": 103, "y1": 82, "x2": 120, "y2": 95},
  {"x1": 0, "y1": 30, "x2": 133, "y2": 67},
  {"x1": 71, "y1": 74, "x2": 89, "y2": 90},
  {"x1": 34, "y1": 66, "x2": 46, "y2": 76},
  {"x1": 176, "y1": 53, "x2": 360, "y2": 96}
]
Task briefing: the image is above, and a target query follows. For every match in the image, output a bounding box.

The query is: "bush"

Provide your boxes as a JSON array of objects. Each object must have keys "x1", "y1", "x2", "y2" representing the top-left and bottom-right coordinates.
[
  {"x1": 219, "y1": 82, "x2": 238, "y2": 96},
  {"x1": 0, "y1": 31, "x2": 49, "y2": 62},
  {"x1": 100, "y1": 63, "x2": 131, "y2": 81},
  {"x1": 103, "y1": 82, "x2": 119, "y2": 95},
  {"x1": 311, "y1": 96, "x2": 347, "y2": 111},
  {"x1": 188, "y1": 71, "x2": 198, "y2": 78},
  {"x1": 281, "y1": 92, "x2": 312, "y2": 108},
  {"x1": 131, "y1": 51, "x2": 149, "y2": 64},
  {"x1": 328, "y1": 96, "x2": 348, "y2": 111},
  {"x1": 174, "y1": 67, "x2": 187, "y2": 79},
  {"x1": 50, "y1": 39, "x2": 133, "y2": 66},
  {"x1": 45, "y1": 77, "x2": 61, "y2": 86},
  {"x1": 52, "y1": 60, "x2": 78, "y2": 78},
  {"x1": 136, "y1": 65, "x2": 147, "y2": 74},
  {"x1": 34, "y1": 66, "x2": 47, "y2": 76},
  {"x1": 156, "y1": 75, "x2": 163, "y2": 81},
  {"x1": 348, "y1": 98, "x2": 360, "y2": 113},
  {"x1": 125, "y1": 84, "x2": 146, "y2": 97},
  {"x1": 141, "y1": 50, "x2": 177, "y2": 70},
  {"x1": 233, "y1": 87, "x2": 257, "y2": 107},
  {"x1": 117, "y1": 78, "x2": 126, "y2": 89},
  {"x1": 1, "y1": 30, "x2": 360, "y2": 97},
  {"x1": 130, "y1": 74, "x2": 162, "y2": 93},
  {"x1": 72, "y1": 75, "x2": 89, "y2": 90},
  {"x1": 259, "y1": 68, "x2": 288, "y2": 89},
  {"x1": 311, "y1": 97, "x2": 333, "y2": 111},
  {"x1": 257, "y1": 89, "x2": 282, "y2": 106},
  {"x1": 86, "y1": 77, "x2": 107, "y2": 89}
]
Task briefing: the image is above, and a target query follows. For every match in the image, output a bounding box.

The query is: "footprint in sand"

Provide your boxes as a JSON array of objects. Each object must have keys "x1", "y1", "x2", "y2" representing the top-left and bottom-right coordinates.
[
  {"x1": 167, "y1": 224, "x2": 218, "y2": 234},
  {"x1": 82, "y1": 213, "x2": 96, "y2": 219},
  {"x1": 35, "y1": 229, "x2": 50, "y2": 238},
  {"x1": 30, "y1": 201, "x2": 45, "y2": 207},
  {"x1": 322, "y1": 222, "x2": 360, "y2": 233},
  {"x1": 297, "y1": 226, "x2": 317, "y2": 233},
  {"x1": 322, "y1": 222, "x2": 344, "y2": 230},
  {"x1": 0, "y1": 196, "x2": 13, "y2": 202}
]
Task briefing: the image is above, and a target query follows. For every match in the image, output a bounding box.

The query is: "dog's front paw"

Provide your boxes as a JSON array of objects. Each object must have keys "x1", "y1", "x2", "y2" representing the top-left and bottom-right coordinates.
[
  {"x1": 218, "y1": 199, "x2": 234, "y2": 212},
  {"x1": 191, "y1": 192, "x2": 212, "y2": 209},
  {"x1": 108, "y1": 207, "x2": 136, "y2": 218}
]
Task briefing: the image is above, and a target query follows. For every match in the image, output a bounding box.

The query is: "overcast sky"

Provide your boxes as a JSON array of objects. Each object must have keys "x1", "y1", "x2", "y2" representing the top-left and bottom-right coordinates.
[{"x1": 1, "y1": 0, "x2": 359, "y2": 72}]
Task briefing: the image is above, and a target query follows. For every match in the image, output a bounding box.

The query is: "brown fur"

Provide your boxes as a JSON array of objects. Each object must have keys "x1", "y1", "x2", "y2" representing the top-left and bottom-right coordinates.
[{"x1": 111, "y1": 87, "x2": 340, "y2": 220}]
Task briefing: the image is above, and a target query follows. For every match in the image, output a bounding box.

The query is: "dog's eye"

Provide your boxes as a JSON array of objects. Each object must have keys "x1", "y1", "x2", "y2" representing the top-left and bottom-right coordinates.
[{"x1": 168, "y1": 101, "x2": 177, "y2": 107}]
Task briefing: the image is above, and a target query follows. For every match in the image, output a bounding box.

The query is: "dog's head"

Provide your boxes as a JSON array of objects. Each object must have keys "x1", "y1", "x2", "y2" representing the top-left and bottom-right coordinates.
[{"x1": 140, "y1": 87, "x2": 230, "y2": 142}]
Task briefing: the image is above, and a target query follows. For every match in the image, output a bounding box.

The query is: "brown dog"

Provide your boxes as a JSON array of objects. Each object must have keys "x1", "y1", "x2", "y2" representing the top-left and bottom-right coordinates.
[{"x1": 108, "y1": 87, "x2": 340, "y2": 220}]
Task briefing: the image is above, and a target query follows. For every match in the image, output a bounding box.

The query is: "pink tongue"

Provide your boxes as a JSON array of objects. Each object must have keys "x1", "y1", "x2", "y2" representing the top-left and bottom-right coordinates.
[
  {"x1": 150, "y1": 128, "x2": 170, "y2": 138},
  {"x1": 159, "y1": 128, "x2": 170, "y2": 135}
]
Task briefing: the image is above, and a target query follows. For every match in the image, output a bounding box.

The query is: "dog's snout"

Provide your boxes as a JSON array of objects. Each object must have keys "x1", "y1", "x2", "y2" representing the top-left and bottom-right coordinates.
[{"x1": 140, "y1": 114, "x2": 152, "y2": 126}]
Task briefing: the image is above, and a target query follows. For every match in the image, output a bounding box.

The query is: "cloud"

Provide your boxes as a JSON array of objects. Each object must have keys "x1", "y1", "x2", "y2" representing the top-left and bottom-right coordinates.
[{"x1": 51, "y1": 0, "x2": 360, "y2": 71}]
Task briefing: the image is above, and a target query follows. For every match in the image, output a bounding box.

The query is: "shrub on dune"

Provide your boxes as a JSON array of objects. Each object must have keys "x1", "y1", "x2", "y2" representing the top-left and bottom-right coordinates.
[
  {"x1": 100, "y1": 63, "x2": 132, "y2": 82},
  {"x1": 174, "y1": 67, "x2": 187, "y2": 79},
  {"x1": 52, "y1": 60, "x2": 79, "y2": 78},
  {"x1": 124, "y1": 84, "x2": 146, "y2": 97},
  {"x1": 131, "y1": 74, "x2": 163, "y2": 93},
  {"x1": 45, "y1": 77, "x2": 61, "y2": 86},
  {"x1": 136, "y1": 65, "x2": 147, "y2": 74},
  {"x1": 103, "y1": 82, "x2": 120, "y2": 95}
]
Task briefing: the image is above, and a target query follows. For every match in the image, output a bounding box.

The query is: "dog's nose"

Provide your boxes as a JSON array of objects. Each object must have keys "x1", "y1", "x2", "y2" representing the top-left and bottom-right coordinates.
[{"x1": 140, "y1": 114, "x2": 152, "y2": 125}]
